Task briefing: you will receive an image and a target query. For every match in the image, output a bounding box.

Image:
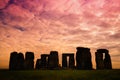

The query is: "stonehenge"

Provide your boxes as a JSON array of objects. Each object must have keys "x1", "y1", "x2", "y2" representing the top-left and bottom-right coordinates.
[
  {"x1": 36, "y1": 51, "x2": 59, "y2": 70},
  {"x1": 17, "y1": 52, "x2": 24, "y2": 70},
  {"x1": 95, "y1": 49, "x2": 112, "y2": 69},
  {"x1": 48, "y1": 51, "x2": 59, "y2": 69},
  {"x1": 62, "y1": 53, "x2": 75, "y2": 68},
  {"x1": 35, "y1": 59, "x2": 41, "y2": 69},
  {"x1": 76, "y1": 47, "x2": 93, "y2": 70},
  {"x1": 9, "y1": 51, "x2": 34, "y2": 70},
  {"x1": 9, "y1": 51, "x2": 18, "y2": 70},
  {"x1": 9, "y1": 47, "x2": 112, "y2": 70},
  {"x1": 24, "y1": 52, "x2": 34, "y2": 70},
  {"x1": 9, "y1": 52, "x2": 24, "y2": 70},
  {"x1": 41, "y1": 54, "x2": 49, "y2": 69}
]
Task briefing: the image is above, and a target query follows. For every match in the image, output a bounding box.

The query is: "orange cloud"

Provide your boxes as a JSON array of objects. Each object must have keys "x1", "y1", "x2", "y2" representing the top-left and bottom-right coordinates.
[{"x1": 0, "y1": 0, "x2": 120, "y2": 69}]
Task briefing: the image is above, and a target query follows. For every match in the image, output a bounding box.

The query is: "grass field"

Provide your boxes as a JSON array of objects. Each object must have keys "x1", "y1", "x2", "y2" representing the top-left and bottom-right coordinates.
[{"x1": 0, "y1": 69, "x2": 120, "y2": 80}]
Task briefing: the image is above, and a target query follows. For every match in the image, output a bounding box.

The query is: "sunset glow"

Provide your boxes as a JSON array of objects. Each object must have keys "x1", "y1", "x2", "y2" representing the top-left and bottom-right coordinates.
[{"x1": 0, "y1": 0, "x2": 120, "y2": 69}]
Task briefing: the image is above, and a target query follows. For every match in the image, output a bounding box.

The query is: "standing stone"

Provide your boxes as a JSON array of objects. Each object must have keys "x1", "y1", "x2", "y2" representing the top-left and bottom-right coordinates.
[
  {"x1": 35, "y1": 59, "x2": 41, "y2": 69},
  {"x1": 62, "y1": 53, "x2": 75, "y2": 69},
  {"x1": 69, "y1": 54, "x2": 75, "y2": 68},
  {"x1": 17, "y1": 52, "x2": 24, "y2": 70},
  {"x1": 9, "y1": 51, "x2": 18, "y2": 70},
  {"x1": 62, "y1": 54, "x2": 67, "y2": 68},
  {"x1": 41, "y1": 54, "x2": 49, "y2": 69},
  {"x1": 9, "y1": 52, "x2": 25, "y2": 70},
  {"x1": 76, "y1": 47, "x2": 92, "y2": 70},
  {"x1": 95, "y1": 49, "x2": 112, "y2": 69},
  {"x1": 24, "y1": 52, "x2": 34, "y2": 70},
  {"x1": 95, "y1": 52, "x2": 104, "y2": 69},
  {"x1": 48, "y1": 51, "x2": 59, "y2": 69},
  {"x1": 104, "y1": 52, "x2": 112, "y2": 69}
]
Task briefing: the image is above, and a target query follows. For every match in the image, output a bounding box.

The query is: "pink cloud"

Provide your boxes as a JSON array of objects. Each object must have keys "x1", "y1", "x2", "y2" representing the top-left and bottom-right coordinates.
[{"x1": 0, "y1": 0, "x2": 120, "y2": 69}]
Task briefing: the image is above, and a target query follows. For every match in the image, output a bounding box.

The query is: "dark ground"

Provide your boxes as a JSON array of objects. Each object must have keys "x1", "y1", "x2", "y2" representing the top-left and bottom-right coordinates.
[{"x1": 0, "y1": 69, "x2": 120, "y2": 80}]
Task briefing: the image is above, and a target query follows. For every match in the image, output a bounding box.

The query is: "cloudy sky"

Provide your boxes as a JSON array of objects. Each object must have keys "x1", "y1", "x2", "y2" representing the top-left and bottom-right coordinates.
[{"x1": 0, "y1": 0, "x2": 120, "y2": 69}]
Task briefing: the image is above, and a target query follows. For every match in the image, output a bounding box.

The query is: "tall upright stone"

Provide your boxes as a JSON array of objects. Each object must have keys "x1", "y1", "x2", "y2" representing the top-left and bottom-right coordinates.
[
  {"x1": 76, "y1": 47, "x2": 92, "y2": 70},
  {"x1": 95, "y1": 52, "x2": 104, "y2": 69},
  {"x1": 17, "y1": 52, "x2": 24, "y2": 70},
  {"x1": 35, "y1": 59, "x2": 41, "y2": 69},
  {"x1": 9, "y1": 51, "x2": 18, "y2": 70},
  {"x1": 24, "y1": 52, "x2": 34, "y2": 70},
  {"x1": 9, "y1": 52, "x2": 24, "y2": 70},
  {"x1": 41, "y1": 54, "x2": 49, "y2": 69},
  {"x1": 62, "y1": 53, "x2": 75, "y2": 69},
  {"x1": 48, "y1": 51, "x2": 59, "y2": 69},
  {"x1": 69, "y1": 54, "x2": 75, "y2": 68},
  {"x1": 104, "y1": 52, "x2": 112, "y2": 69},
  {"x1": 95, "y1": 49, "x2": 112, "y2": 69},
  {"x1": 62, "y1": 54, "x2": 67, "y2": 68}
]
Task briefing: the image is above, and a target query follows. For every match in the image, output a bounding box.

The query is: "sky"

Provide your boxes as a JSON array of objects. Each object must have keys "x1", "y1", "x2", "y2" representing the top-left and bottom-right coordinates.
[{"x1": 0, "y1": 0, "x2": 120, "y2": 69}]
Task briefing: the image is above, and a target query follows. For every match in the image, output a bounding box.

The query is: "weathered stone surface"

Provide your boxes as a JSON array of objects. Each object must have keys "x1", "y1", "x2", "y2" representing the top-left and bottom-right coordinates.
[
  {"x1": 24, "y1": 52, "x2": 34, "y2": 70},
  {"x1": 76, "y1": 47, "x2": 92, "y2": 70},
  {"x1": 62, "y1": 53, "x2": 75, "y2": 68},
  {"x1": 95, "y1": 49, "x2": 112, "y2": 69}
]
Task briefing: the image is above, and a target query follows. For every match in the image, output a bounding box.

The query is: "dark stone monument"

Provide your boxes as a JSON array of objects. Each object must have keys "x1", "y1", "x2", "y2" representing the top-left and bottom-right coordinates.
[
  {"x1": 17, "y1": 52, "x2": 24, "y2": 70},
  {"x1": 9, "y1": 51, "x2": 18, "y2": 70},
  {"x1": 48, "y1": 51, "x2": 59, "y2": 69},
  {"x1": 104, "y1": 52, "x2": 112, "y2": 69},
  {"x1": 41, "y1": 54, "x2": 49, "y2": 69},
  {"x1": 95, "y1": 49, "x2": 112, "y2": 69},
  {"x1": 35, "y1": 59, "x2": 42, "y2": 69},
  {"x1": 62, "y1": 53, "x2": 75, "y2": 69},
  {"x1": 76, "y1": 47, "x2": 92, "y2": 70},
  {"x1": 9, "y1": 52, "x2": 24, "y2": 70},
  {"x1": 24, "y1": 52, "x2": 34, "y2": 70}
]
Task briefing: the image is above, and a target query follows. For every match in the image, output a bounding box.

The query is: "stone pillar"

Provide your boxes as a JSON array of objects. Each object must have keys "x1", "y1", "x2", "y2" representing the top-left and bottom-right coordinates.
[
  {"x1": 24, "y1": 52, "x2": 34, "y2": 70},
  {"x1": 69, "y1": 54, "x2": 75, "y2": 68},
  {"x1": 48, "y1": 51, "x2": 59, "y2": 69},
  {"x1": 9, "y1": 51, "x2": 18, "y2": 70},
  {"x1": 62, "y1": 53, "x2": 75, "y2": 69},
  {"x1": 76, "y1": 47, "x2": 92, "y2": 70},
  {"x1": 95, "y1": 49, "x2": 112, "y2": 69},
  {"x1": 17, "y1": 52, "x2": 24, "y2": 70},
  {"x1": 9, "y1": 52, "x2": 24, "y2": 70},
  {"x1": 35, "y1": 59, "x2": 41, "y2": 69},
  {"x1": 41, "y1": 54, "x2": 49, "y2": 69},
  {"x1": 104, "y1": 52, "x2": 112, "y2": 69},
  {"x1": 62, "y1": 54, "x2": 67, "y2": 68},
  {"x1": 95, "y1": 52, "x2": 104, "y2": 69}
]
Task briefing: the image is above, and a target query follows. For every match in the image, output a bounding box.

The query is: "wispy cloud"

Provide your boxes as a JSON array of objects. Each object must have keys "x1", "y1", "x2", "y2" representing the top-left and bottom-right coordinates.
[{"x1": 0, "y1": 0, "x2": 120, "y2": 68}]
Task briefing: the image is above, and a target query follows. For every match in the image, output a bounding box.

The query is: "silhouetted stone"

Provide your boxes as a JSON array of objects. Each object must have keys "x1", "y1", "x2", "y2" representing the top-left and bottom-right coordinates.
[
  {"x1": 95, "y1": 52, "x2": 104, "y2": 69},
  {"x1": 17, "y1": 52, "x2": 24, "y2": 70},
  {"x1": 104, "y1": 52, "x2": 112, "y2": 69},
  {"x1": 48, "y1": 51, "x2": 59, "y2": 69},
  {"x1": 95, "y1": 49, "x2": 112, "y2": 69},
  {"x1": 9, "y1": 51, "x2": 18, "y2": 70},
  {"x1": 62, "y1": 54, "x2": 67, "y2": 68},
  {"x1": 24, "y1": 52, "x2": 34, "y2": 70},
  {"x1": 62, "y1": 53, "x2": 75, "y2": 69},
  {"x1": 76, "y1": 47, "x2": 92, "y2": 70},
  {"x1": 9, "y1": 52, "x2": 24, "y2": 70},
  {"x1": 41, "y1": 54, "x2": 49, "y2": 69},
  {"x1": 35, "y1": 59, "x2": 41, "y2": 69}
]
